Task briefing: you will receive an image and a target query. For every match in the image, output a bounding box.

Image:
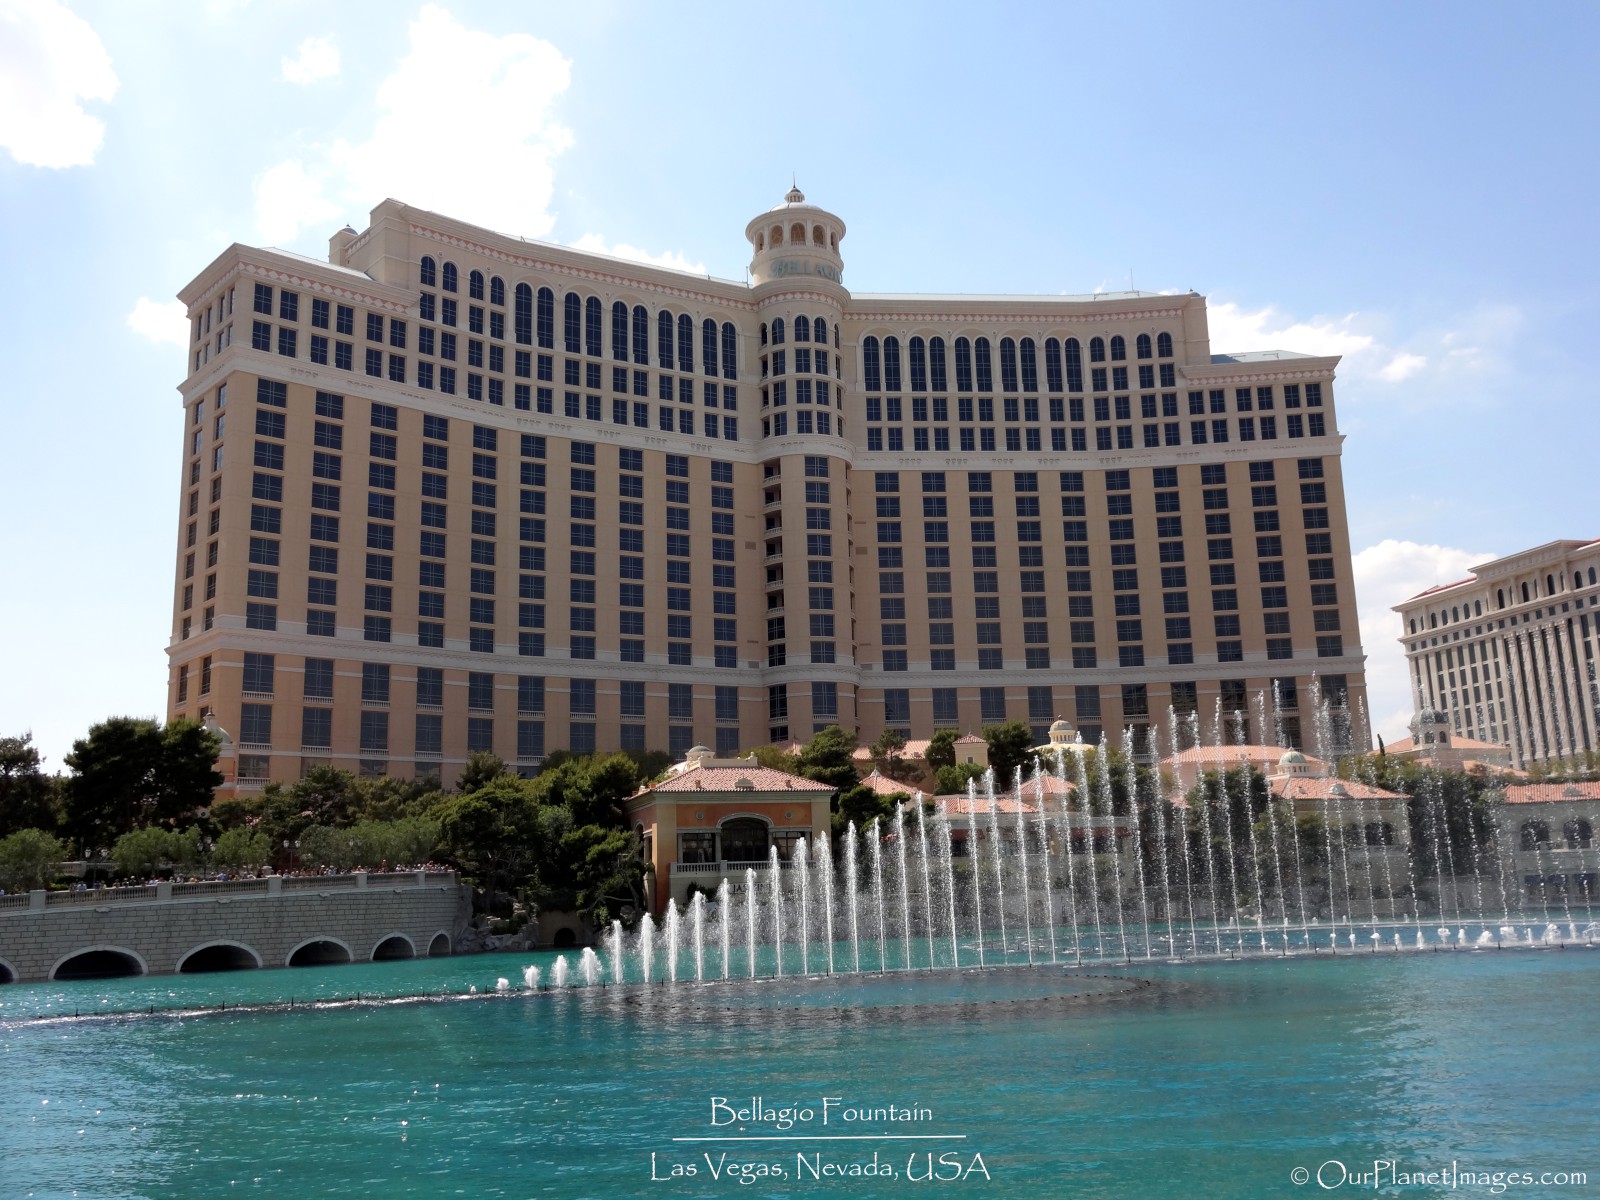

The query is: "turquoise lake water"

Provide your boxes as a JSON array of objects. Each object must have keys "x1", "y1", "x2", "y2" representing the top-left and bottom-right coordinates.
[{"x1": 2, "y1": 948, "x2": 1597, "y2": 1199}]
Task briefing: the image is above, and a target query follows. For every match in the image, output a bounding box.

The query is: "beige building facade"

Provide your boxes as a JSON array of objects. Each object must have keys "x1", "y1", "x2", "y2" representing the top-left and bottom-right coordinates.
[
  {"x1": 1395, "y1": 540, "x2": 1600, "y2": 769},
  {"x1": 167, "y1": 189, "x2": 1369, "y2": 792}
]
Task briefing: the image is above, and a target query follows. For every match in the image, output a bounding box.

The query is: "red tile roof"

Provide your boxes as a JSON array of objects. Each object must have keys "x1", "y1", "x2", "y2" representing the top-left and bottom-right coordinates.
[
  {"x1": 638, "y1": 764, "x2": 835, "y2": 795},
  {"x1": 1502, "y1": 782, "x2": 1600, "y2": 805},
  {"x1": 1273, "y1": 777, "x2": 1405, "y2": 802},
  {"x1": 858, "y1": 770, "x2": 917, "y2": 796}
]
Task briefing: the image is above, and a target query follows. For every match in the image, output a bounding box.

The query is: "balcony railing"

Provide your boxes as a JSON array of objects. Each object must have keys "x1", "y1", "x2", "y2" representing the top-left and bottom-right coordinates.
[{"x1": 670, "y1": 859, "x2": 792, "y2": 876}]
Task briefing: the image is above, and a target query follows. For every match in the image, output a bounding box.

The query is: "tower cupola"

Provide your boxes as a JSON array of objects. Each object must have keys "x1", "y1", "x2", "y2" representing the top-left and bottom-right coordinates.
[{"x1": 745, "y1": 185, "x2": 846, "y2": 290}]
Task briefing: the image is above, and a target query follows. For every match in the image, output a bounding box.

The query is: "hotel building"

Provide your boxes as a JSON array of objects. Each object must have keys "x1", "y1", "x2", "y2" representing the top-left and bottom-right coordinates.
[
  {"x1": 167, "y1": 188, "x2": 1369, "y2": 792},
  {"x1": 1395, "y1": 540, "x2": 1600, "y2": 769}
]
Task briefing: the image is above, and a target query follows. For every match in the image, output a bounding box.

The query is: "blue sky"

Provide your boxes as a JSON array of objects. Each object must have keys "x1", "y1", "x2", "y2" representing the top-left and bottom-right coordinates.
[{"x1": 2, "y1": 0, "x2": 1595, "y2": 768}]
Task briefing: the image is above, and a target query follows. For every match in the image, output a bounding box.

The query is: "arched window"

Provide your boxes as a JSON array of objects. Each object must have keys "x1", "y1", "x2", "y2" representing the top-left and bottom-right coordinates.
[
  {"x1": 794, "y1": 314, "x2": 810, "y2": 342},
  {"x1": 1064, "y1": 338, "x2": 1083, "y2": 392},
  {"x1": 1429, "y1": 614, "x2": 1437, "y2": 629},
  {"x1": 1521, "y1": 582, "x2": 1530, "y2": 604},
  {"x1": 1136, "y1": 333, "x2": 1152, "y2": 359},
  {"x1": 1565, "y1": 819, "x2": 1593, "y2": 849},
  {"x1": 929, "y1": 336, "x2": 947, "y2": 392},
  {"x1": 974, "y1": 337, "x2": 992, "y2": 392},
  {"x1": 862, "y1": 336, "x2": 881, "y2": 392},
  {"x1": 702, "y1": 318, "x2": 718, "y2": 377},
  {"x1": 536, "y1": 287, "x2": 554, "y2": 349},
  {"x1": 1451, "y1": 606, "x2": 1459, "y2": 623},
  {"x1": 632, "y1": 305, "x2": 649, "y2": 366},
  {"x1": 909, "y1": 337, "x2": 927, "y2": 392},
  {"x1": 770, "y1": 224, "x2": 783, "y2": 246},
  {"x1": 1547, "y1": 574, "x2": 1556, "y2": 595},
  {"x1": 756, "y1": 232, "x2": 765, "y2": 252},
  {"x1": 759, "y1": 322, "x2": 768, "y2": 346},
  {"x1": 610, "y1": 301, "x2": 628, "y2": 361},
  {"x1": 420, "y1": 256, "x2": 437, "y2": 288},
  {"x1": 564, "y1": 293, "x2": 581, "y2": 353},
  {"x1": 1089, "y1": 336, "x2": 1106, "y2": 364},
  {"x1": 812, "y1": 224, "x2": 825, "y2": 246},
  {"x1": 678, "y1": 314, "x2": 694, "y2": 373},
  {"x1": 442, "y1": 262, "x2": 458, "y2": 293},
  {"x1": 469, "y1": 270, "x2": 485, "y2": 300},
  {"x1": 771, "y1": 318, "x2": 785, "y2": 345},
  {"x1": 1474, "y1": 600, "x2": 1482, "y2": 616},
  {"x1": 721, "y1": 322, "x2": 737, "y2": 380},
  {"x1": 1520, "y1": 820, "x2": 1550, "y2": 850},
  {"x1": 999, "y1": 338, "x2": 1018, "y2": 392},
  {"x1": 883, "y1": 336, "x2": 902, "y2": 392},
  {"x1": 1020, "y1": 337, "x2": 1038, "y2": 392},
  {"x1": 1156, "y1": 331, "x2": 1173, "y2": 358},
  {"x1": 1109, "y1": 334, "x2": 1126, "y2": 361},
  {"x1": 954, "y1": 337, "x2": 972, "y2": 392},
  {"x1": 813, "y1": 317, "x2": 827, "y2": 344},
  {"x1": 1044, "y1": 338, "x2": 1063, "y2": 392},
  {"x1": 1408, "y1": 619, "x2": 1416, "y2": 634},
  {"x1": 490, "y1": 276, "x2": 506, "y2": 307},
  {"x1": 658, "y1": 310, "x2": 675, "y2": 369},
  {"x1": 584, "y1": 297, "x2": 602, "y2": 357},
  {"x1": 1590, "y1": 567, "x2": 1598, "y2": 586},
  {"x1": 514, "y1": 283, "x2": 533, "y2": 346},
  {"x1": 790, "y1": 222, "x2": 804, "y2": 244},
  {"x1": 1497, "y1": 588, "x2": 1505, "y2": 609}
]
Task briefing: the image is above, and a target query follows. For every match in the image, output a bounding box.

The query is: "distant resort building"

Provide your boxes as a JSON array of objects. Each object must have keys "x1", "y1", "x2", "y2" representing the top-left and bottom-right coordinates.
[
  {"x1": 1500, "y1": 781, "x2": 1600, "y2": 905},
  {"x1": 1381, "y1": 707, "x2": 1517, "y2": 775},
  {"x1": 1395, "y1": 538, "x2": 1600, "y2": 770},
  {"x1": 625, "y1": 746, "x2": 834, "y2": 912}
]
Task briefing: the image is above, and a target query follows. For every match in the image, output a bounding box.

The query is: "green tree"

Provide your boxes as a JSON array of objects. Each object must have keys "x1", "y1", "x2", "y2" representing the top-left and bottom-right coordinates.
[
  {"x1": 832, "y1": 782, "x2": 899, "y2": 841},
  {"x1": 212, "y1": 827, "x2": 272, "y2": 871},
  {"x1": 457, "y1": 750, "x2": 510, "y2": 794},
  {"x1": 528, "y1": 753, "x2": 642, "y2": 829},
  {"x1": 111, "y1": 826, "x2": 179, "y2": 878},
  {"x1": 935, "y1": 762, "x2": 985, "y2": 796},
  {"x1": 925, "y1": 729, "x2": 958, "y2": 773},
  {"x1": 0, "y1": 734, "x2": 61, "y2": 836},
  {"x1": 63, "y1": 717, "x2": 221, "y2": 846},
  {"x1": 799, "y1": 725, "x2": 860, "y2": 790},
  {"x1": 435, "y1": 775, "x2": 544, "y2": 913},
  {"x1": 288, "y1": 765, "x2": 357, "y2": 826},
  {"x1": 545, "y1": 824, "x2": 648, "y2": 927},
  {"x1": 983, "y1": 720, "x2": 1035, "y2": 783},
  {"x1": 0, "y1": 828, "x2": 66, "y2": 891}
]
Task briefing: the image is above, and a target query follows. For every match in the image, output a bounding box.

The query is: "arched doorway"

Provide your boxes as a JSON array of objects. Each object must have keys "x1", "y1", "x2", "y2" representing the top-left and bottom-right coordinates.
[
  {"x1": 371, "y1": 935, "x2": 415, "y2": 961},
  {"x1": 287, "y1": 938, "x2": 352, "y2": 967},
  {"x1": 720, "y1": 817, "x2": 770, "y2": 864},
  {"x1": 52, "y1": 948, "x2": 145, "y2": 981},
  {"x1": 178, "y1": 943, "x2": 261, "y2": 973}
]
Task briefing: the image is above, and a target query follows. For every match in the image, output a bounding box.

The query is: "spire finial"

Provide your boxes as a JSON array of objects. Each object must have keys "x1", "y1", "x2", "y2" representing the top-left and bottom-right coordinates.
[{"x1": 785, "y1": 179, "x2": 805, "y2": 205}]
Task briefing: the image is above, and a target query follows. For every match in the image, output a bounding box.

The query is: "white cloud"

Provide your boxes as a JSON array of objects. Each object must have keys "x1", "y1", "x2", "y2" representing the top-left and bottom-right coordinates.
[
  {"x1": 254, "y1": 159, "x2": 340, "y2": 243},
  {"x1": 569, "y1": 234, "x2": 706, "y2": 276},
  {"x1": 1206, "y1": 299, "x2": 1517, "y2": 401},
  {"x1": 281, "y1": 36, "x2": 339, "y2": 85},
  {"x1": 126, "y1": 297, "x2": 188, "y2": 348},
  {"x1": 1378, "y1": 352, "x2": 1427, "y2": 382},
  {"x1": 255, "y1": 4, "x2": 573, "y2": 244},
  {"x1": 1351, "y1": 539, "x2": 1496, "y2": 746},
  {"x1": 0, "y1": 0, "x2": 118, "y2": 168},
  {"x1": 1207, "y1": 301, "x2": 1377, "y2": 362}
]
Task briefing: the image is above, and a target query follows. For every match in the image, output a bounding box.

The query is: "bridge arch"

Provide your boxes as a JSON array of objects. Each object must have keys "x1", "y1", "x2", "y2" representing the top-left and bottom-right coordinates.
[
  {"x1": 427, "y1": 931, "x2": 452, "y2": 957},
  {"x1": 50, "y1": 945, "x2": 148, "y2": 981},
  {"x1": 370, "y1": 933, "x2": 416, "y2": 961},
  {"x1": 285, "y1": 937, "x2": 353, "y2": 968},
  {"x1": 177, "y1": 941, "x2": 263, "y2": 974},
  {"x1": 0, "y1": 956, "x2": 16, "y2": 984}
]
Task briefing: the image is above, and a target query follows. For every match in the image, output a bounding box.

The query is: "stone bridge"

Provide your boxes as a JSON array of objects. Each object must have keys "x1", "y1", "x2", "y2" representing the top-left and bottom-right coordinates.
[{"x1": 0, "y1": 871, "x2": 469, "y2": 983}]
